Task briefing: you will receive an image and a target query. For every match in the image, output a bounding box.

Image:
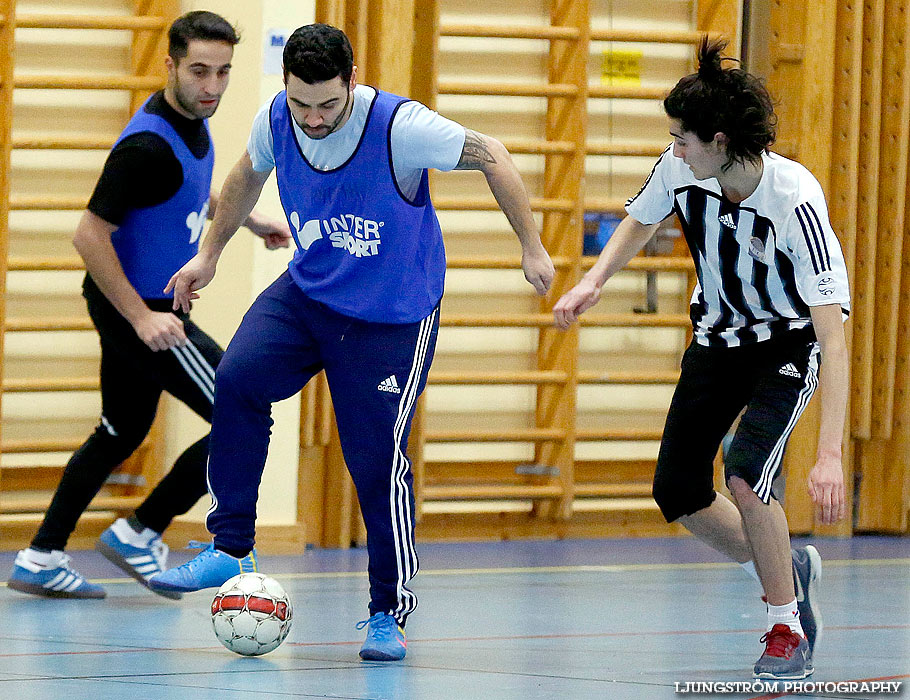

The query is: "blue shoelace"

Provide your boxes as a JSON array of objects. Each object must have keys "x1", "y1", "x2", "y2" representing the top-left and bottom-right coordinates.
[
  {"x1": 356, "y1": 612, "x2": 395, "y2": 639},
  {"x1": 180, "y1": 541, "x2": 217, "y2": 572}
]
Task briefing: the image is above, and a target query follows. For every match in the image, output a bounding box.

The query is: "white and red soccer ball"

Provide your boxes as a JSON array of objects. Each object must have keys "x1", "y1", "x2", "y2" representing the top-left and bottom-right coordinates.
[{"x1": 211, "y1": 572, "x2": 293, "y2": 656}]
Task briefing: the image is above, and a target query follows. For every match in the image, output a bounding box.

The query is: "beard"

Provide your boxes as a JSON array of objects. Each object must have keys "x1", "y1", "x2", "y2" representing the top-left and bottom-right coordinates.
[
  {"x1": 297, "y1": 89, "x2": 352, "y2": 140},
  {"x1": 173, "y1": 77, "x2": 219, "y2": 119}
]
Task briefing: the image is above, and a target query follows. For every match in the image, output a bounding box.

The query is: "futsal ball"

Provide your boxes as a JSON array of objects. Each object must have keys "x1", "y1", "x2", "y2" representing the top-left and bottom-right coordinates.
[{"x1": 211, "y1": 572, "x2": 293, "y2": 656}]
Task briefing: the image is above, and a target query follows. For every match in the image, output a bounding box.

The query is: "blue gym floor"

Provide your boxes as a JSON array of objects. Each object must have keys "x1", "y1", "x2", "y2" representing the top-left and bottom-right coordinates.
[{"x1": 0, "y1": 536, "x2": 907, "y2": 699}]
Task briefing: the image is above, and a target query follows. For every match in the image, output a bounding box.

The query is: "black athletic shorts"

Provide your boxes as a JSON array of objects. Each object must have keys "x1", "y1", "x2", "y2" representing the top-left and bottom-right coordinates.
[{"x1": 653, "y1": 327, "x2": 820, "y2": 522}]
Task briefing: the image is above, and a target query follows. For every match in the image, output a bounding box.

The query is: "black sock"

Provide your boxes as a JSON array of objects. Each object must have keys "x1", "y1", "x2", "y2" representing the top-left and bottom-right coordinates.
[
  {"x1": 216, "y1": 546, "x2": 251, "y2": 559},
  {"x1": 126, "y1": 514, "x2": 147, "y2": 534}
]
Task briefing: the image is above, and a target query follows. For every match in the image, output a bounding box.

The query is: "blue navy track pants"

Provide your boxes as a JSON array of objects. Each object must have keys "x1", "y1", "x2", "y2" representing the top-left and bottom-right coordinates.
[{"x1": 206, "y1": 271, "x2": 439, "y2": 625}]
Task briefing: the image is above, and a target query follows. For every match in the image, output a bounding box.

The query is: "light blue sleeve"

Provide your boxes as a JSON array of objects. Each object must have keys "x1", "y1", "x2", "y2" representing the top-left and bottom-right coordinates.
[
  {"x1": 246, "y1": 98, "x2": 276, "y2": 173},
  {"x1": 389, "y1": 101, "x2": 466, "y2": 200},
  {"x1": 391, "y1": 101, "x2": 465, "y2": 172}
]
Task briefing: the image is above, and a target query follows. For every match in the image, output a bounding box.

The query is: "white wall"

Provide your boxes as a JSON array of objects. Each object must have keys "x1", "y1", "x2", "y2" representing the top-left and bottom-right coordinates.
[{"x1": 171, "y1": 0, "x2": 315, "y2": 524}]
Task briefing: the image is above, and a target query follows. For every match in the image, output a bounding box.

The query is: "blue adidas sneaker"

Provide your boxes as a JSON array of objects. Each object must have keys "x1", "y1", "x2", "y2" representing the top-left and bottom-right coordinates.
[
  {"x1": 96, "y1": 519, "x2": 181, "y2": 600},
  {"x1": 792, "y1": 545, "x2": 822, "y2": 672},
  {"x1": 8, "y1": 550, "x2": 106, "y2": 599},
  {"x1": 148, "y1": 541, "x2": 257, "y2": 593},
  {"x1": 357, "y1": 612, "x2": 407, "y2": 661}
]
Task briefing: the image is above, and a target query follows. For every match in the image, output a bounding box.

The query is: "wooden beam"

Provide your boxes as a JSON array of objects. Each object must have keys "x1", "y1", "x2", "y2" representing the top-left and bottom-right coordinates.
[
  {"x1": 411, "y1": 0, "x2": 439, "y2": 108},
  {"x1": 851, "y1": 0, "x2": 884, "y2": 440},
  {"x1": 422, "y1": 484, "x2": 563, "y2": 500},
  {"x1": 869, "y1": 0, "x2": 910, "y2": 440},
  {"x1": 366, "y1": 0, "x2": 416, "y2": 96},
  {"x1": 315, "y1": 0, "x2": 345, "y2": 26},
  {"x1": 2, "y1": 438, "x2": 83, "y2": 453},
  {"x1": 4, "y1": 317, "x2": 94, "y2": 332},
  {"x1": 0, "y1": 494, "x2": 144, "y2": 515},
  {"x1": 2, "y1": 377, "x2": 98, "y2": 392},
  {"x1": 437, "y1": 312, "x2": 690, "y2": 327},
  {"x1": 424, "y1": 427, "x2": 565, "y2": 442},
  {"x1": 12, "y1": 135, "x2": 114, "y2": 150},
  {"x1": 130, "y1": 0, "x2": 176, "y2": 110},
  {"x1": 16, "y1": 14, "x2": 166, "y2": 30},
  {"x1": 434, "y1": 196, "x2": 575, "y2": 212},
  {"x1": 443, "y1": 254, "x2": 693, "y2": 271},
  {"x1": 780, "y1": 0, "x2": 840, "y2": 533},
  {"x1": 7, "y1": 256, "x2": 83, "y2": 271},
  {"x1": 440, "y1": 24, "x2": 580, "y2": 40},
  {"x1": 13, "y1": 75, "x2": 165, "y2": 90},
  {"x1": 0, "y1": 0, "x2": 14, "y2": 497},
  {"x1": 587, "y1": 85, "x2": 671, "y2": 100},
  {"x1": 438, "y1": 81, "x2": 579, "y2": 97},
  {"x1": 697, "y1": 0, "x2": 742, "y2": 56},
  {"x1": 815, "y1": 0, "x2": 864, "y2": 537},
  {"x1": 590, "y1": 28, "x2": 715, "y2": 44}
]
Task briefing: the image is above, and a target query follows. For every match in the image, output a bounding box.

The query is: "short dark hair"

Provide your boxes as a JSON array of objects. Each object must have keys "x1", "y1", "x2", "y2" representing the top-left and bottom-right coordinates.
[
  {"x1": 283, "y1": 24, "x2": 354, "y2": 84},
  {"x1": 664, "y1": 37, "x2": 776, "y2": 169},
  {"x1": 168, "y1": 11, "x2": 239, "y2": 62}
]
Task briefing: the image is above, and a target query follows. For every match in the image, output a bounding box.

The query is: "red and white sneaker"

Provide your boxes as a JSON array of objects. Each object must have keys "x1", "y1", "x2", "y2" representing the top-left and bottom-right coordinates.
[{"x1": 753, "y1": 624, "x2": 811, "y2": 680}]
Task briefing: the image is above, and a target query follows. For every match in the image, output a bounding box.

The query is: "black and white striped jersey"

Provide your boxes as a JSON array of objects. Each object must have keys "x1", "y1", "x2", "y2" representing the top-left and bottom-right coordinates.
[{"x1": 625, "y1": 147, "x2": 850, "y2": 348}]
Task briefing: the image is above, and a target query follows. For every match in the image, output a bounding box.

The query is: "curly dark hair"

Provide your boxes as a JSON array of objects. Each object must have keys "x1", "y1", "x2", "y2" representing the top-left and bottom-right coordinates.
[
  {"x1": 283, "y1": 24, "x2": 354, "y2": 85},
  {"x1": 664, "y1": 37, "x2": 776, "y2": 169}
]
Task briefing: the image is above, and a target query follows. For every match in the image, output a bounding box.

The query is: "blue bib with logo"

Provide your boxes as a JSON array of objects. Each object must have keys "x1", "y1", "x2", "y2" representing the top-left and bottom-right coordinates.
[
  {"x1": 110, "y1": 97, "x2": 213, "y2": 298},
  {"x1": 270, "y1": 88, "x2": 445, "y2": 323}
]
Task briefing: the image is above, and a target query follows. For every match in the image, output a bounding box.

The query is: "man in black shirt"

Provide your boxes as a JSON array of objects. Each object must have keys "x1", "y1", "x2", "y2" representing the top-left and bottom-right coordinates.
[{"x1": 8, "y1": 11, "x2": 290, "y2": 600}]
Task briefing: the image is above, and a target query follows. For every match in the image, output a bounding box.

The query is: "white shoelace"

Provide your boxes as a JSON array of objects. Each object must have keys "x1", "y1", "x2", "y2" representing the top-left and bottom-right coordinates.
[{"x1": 149, "y1": 539, "x2": 169, "y2": 572}]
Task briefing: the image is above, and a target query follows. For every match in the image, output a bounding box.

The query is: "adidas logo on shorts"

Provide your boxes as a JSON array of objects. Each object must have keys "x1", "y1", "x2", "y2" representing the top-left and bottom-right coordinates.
[
  {"x1": 378, "y1": 375, "x2": 402, "y2": 394},
  {"x1": 778, "y1": 363, "x2": 801, "y2": 378}
]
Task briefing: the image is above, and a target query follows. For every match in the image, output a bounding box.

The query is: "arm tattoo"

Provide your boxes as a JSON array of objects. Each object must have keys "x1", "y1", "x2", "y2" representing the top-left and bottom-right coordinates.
[{"x1": 455, "y1": 129, "x2": 497, "y2": 170}]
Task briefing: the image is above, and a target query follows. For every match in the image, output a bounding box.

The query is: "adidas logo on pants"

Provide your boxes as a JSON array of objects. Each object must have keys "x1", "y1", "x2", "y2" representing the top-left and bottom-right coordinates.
[{"x1": 378, "y1": 375, "x2": 402, "y2": 394}]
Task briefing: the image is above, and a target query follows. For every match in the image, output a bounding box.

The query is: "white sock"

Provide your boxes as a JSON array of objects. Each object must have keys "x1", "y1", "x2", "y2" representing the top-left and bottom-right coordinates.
[
  {"x1": 111, "y1": 518, "x2": 157, "y2": 548},
  {"x1": 740, "y1": 561, "x2": 761, "y2": 583},
  {"x1": 21, "y1": 548, "x2": 65, "y2": 569},
  {"x1": 767, "y1": 598, "x2": 803, "y2": 636}
]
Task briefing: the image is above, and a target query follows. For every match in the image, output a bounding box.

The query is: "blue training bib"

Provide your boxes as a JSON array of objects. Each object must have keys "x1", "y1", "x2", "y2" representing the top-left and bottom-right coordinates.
[
  {"x1": 111, "y1": 97, "x2": 213, "y2": 299},
  {"x1": 271, "y1": 88, "x2": 445, "y2": 323}
]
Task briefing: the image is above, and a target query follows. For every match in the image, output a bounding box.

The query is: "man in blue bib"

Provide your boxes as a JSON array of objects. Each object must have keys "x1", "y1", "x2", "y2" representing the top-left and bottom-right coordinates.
[
  {"x1": 8, "y1": 12, "x2": 290, "y2": 601},
  {"x1": 152, "y1": 24, "x2": 554, "y2": 660}
]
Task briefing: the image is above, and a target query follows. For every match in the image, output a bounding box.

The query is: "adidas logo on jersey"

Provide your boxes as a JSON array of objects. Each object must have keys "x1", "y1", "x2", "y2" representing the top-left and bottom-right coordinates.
[
  {"x1": 778, "y1": 363, "x2": 801, "y2": 378},
  {"x1": 718, "y1": 213, "x2": 736, "y2": 229},
  {"x1": 378, "y1": 375, "x2": 401, "y2": 394}
]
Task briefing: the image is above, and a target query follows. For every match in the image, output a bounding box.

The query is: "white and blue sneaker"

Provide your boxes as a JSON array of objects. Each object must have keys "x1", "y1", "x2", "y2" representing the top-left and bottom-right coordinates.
[
  {"x1": 357, "y1": 612, "x2": 407, "y2": 661},
  {"x1": 148, "y1": 541, "x2": 258, "y2": 593},
  {"x1": 96, "y1": 518, "x2": 181, "y2": 600},
  {"x1": 8, "y1": 550, "x2": 106, "y2": 599}
]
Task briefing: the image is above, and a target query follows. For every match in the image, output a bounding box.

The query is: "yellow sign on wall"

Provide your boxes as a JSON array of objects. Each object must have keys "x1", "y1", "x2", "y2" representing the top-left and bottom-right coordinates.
[{"x1": 601, "y1": 50, "x2": 642, "y2": 85}]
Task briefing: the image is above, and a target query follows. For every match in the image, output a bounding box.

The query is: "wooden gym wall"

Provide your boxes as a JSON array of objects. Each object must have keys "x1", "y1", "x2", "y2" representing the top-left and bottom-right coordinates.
[
  {"x1": 758, "y1": 0, "x2": 910, "y2": 533},
  {"x1": 0, "y1": 0, "x2": 178, "y2": 548},
  {"x1": 3, "y1": 0, "x2": 907, "y2": 552},
  {"x1": 304, "y1": 0, "x2": 746, "y2": 544},
  {"x1": 306, "y1": 0, "x2": 910, "y2": 542}
]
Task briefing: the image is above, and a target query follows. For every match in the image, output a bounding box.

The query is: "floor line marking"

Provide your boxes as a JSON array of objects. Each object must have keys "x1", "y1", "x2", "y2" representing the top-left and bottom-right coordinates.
[
  {"x1": 0, "y1": 624, "x2": 906, "y2": 659},
  {"x1": 1, "y1": 557, "x2": 906, "y2": 587}
]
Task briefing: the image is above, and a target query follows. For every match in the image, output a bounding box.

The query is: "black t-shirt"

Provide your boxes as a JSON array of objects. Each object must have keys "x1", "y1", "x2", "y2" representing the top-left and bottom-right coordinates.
[{"x1": 87, "y1": 91, "x2": 211, "y2": 226}]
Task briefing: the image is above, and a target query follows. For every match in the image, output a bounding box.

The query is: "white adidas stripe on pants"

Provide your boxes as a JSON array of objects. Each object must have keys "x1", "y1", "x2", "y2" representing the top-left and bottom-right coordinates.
[
  {"x1": 170, "y1": 340, "x2": 216, "y2": 404},
  {"x1": 390, "y1": 308, "x2": 437, "y2": 622},
  {"x1": 169, "y1": 340, "x2": 219, "y2": 521}
]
